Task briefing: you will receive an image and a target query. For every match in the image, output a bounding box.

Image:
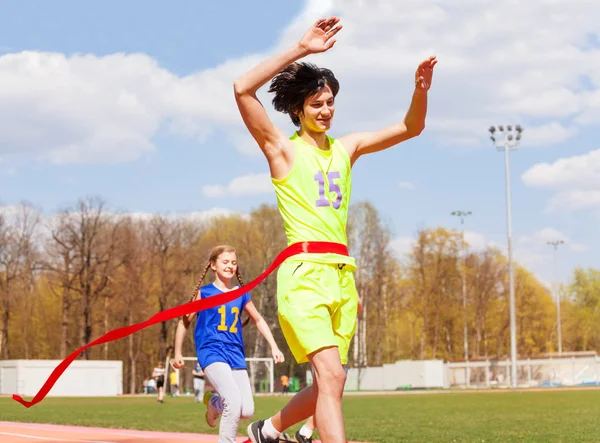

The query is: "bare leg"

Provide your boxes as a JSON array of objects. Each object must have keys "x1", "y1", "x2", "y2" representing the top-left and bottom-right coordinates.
[{"x1": 270, "y1": 346, "x2": 346, "y2": 443}]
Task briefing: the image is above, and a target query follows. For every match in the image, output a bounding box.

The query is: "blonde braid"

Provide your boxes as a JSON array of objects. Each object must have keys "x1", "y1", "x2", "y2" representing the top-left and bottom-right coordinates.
[
  {"x1": 189, "y1": 261, "x2": 212, "y2": 303},
  {"x1": 236, "y1": 268, "x2": 245, "y2": 287},
  {"x1": 181, "y1": 261, "x2": 211, "y2": 326}
]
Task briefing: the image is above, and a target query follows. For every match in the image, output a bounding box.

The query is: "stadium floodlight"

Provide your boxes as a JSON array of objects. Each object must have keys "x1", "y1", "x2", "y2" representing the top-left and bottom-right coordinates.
[{"x1": 489, "y1": 124, "x2": 524, "y2": 388}]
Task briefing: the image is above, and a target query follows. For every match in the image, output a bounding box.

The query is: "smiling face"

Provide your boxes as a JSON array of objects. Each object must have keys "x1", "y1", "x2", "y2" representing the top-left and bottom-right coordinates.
[
  {"x1": 269, "y1": 62, "x2": 339, "y2": 128},
  {"x1": 211, "y1": 251, "x2": 237, "y2": 284},
  {"x1": 298, "y1": 85, "x2": 335, "y2": 133}
]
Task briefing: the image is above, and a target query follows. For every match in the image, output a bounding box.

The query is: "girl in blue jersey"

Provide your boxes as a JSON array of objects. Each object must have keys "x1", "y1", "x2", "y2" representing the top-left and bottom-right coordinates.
[{"x1": 173, "y1": 245, "x2": 284, "y2": 443}]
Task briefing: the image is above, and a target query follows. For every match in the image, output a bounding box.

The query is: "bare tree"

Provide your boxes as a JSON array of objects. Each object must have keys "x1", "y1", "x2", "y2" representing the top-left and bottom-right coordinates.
[
  {"x1": 149, "y1": 215, "x2": 185, "y2": 361},
  {"x1": 116, "y1": 217, "x2": 154, "y2": 393},
  {"x1": 470, "y1": 248, "x2": 505, "y2": 358},
  {"x1": 347, "y1": 201, "x2": 397, "y2": 367},
  {"x1": 44, "y1": 212, "x2": 80, "y2": 358},
  {"x1": 55, "y1": 197, "x2": 122, "y2": 359},
  {"x1": 0, "y1": 203, "x2": 41, "y2": 358}
]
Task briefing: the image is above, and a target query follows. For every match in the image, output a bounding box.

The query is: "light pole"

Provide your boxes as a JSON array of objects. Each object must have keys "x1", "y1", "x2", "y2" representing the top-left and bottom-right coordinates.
[
  {"x1": 548, "y1": 240, "x2": 565, "y2": 355},
  {"x1": 489, "y1": 124, "x2": 523, "y2": 388},
  {"x1": 451, "y1": 210, "x2": 471, "y2": 386}
]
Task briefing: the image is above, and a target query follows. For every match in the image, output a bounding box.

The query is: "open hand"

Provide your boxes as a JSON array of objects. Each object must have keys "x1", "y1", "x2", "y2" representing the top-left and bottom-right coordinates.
[
  {"x1": 415, "y1": 56, "x2": 437, "y2": 91},
  {"x1": 299, "y1": 17, "x2": 343, "y2": 54}
]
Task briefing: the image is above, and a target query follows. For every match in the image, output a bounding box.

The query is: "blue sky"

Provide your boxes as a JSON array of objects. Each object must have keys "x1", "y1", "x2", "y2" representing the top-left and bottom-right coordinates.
[{"x1": 1, "y1": 0, "x2": 600, "y2": 288}]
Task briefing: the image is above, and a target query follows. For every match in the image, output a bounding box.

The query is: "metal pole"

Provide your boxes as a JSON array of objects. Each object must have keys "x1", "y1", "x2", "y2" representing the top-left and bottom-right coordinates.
[
  {"x1": 504, "y1": 145, "x2": 518, "y2": 388},
  {"x1": 452, "y1": 211, "x2": 471, "y2": 386},
  {"x1": 548, "y1": 241, "x2": 564, "y2": 355},
  {"x1": 451, "y1": 210, "x2": 471, "y2": 387},
  {"x1": 556, "y1": 250, "x2": 562, "y2": 355},
  {"x1": 461, "y1": 220, "x2": 469, "y2": 385}
]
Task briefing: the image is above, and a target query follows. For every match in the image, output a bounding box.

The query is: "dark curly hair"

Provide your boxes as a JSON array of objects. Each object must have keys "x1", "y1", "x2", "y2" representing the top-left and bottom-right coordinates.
[{"x1": 268, "y1": 62, "x2": 339, "y2": 127}]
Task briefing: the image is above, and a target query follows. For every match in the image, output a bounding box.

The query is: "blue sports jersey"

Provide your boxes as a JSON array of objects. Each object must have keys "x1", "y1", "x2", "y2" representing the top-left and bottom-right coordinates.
[{"x1": 194, "y1": 283, "x2": 251, "y2": 370}]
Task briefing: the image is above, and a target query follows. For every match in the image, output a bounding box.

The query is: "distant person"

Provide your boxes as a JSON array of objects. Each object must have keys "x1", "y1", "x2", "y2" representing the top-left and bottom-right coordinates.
[
  {"x1": 146, "y1": 378, "x2": 157, "y2": 394},
  {"x1": 152, "y1": 361, "x2": 166, "y2": 403},
  {"x1": 281, "y1": 374, "x2": 289, "y2": 394},
  {"x1": 170, "y1": 368, "x2": 180, "y2": 397}
]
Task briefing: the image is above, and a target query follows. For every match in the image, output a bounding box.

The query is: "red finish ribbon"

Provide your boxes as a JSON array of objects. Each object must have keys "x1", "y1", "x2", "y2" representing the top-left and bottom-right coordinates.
[{"x1": 13, "y1": 241, "x2": 348, "y2": 408}]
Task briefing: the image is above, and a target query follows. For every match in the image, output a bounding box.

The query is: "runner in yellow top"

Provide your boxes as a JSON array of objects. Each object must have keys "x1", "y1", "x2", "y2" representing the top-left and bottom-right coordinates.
[{"x1": 234, "y1": 16, "x2": 436, "y2": 443}]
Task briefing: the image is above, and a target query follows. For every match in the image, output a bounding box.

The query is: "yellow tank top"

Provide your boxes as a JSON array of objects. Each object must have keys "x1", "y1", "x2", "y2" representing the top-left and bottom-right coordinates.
[{"x1": 272, "y1": 132, "x2": 356, "y2": 270}]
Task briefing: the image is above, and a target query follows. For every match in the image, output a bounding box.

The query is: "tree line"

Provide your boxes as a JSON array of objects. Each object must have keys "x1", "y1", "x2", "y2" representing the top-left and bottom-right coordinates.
[{"x1": 1, "y1": 197, "x2": 598, "y2": 393}]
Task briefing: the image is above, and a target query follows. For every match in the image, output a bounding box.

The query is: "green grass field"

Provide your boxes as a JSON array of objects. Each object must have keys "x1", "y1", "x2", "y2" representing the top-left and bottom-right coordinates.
[{"x1": 1, "y1": 390, "x2": 600, "y2": 442}]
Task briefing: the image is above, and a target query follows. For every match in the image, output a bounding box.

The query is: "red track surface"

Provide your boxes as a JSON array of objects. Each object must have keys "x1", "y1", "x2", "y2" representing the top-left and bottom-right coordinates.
[
  {"x1": 0, "y1": 421, "x2": 368, "y2": 443},
  {"x1": 0, "y1": 421, "x2": 249, "y2": 443}
]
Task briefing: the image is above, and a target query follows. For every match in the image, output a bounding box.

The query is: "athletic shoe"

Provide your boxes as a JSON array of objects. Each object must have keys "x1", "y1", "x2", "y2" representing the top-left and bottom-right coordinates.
[
  {"x1": 203, "y1": 392, "x2": 220, "y2": 428},
  {"x1": 294, "y1": 430, "x2": 313, "y2": 443},
  {"x1": 247, "y1": 420, "x2": 278, "y2": 443}
]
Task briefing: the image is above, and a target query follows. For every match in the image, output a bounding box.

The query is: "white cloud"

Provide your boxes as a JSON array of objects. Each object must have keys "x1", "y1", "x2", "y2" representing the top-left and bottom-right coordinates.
[
  {"x1": 463, "y1": 231, "x2": 488, "y2": 251},
  {"x1": 390, "y1": 236, "x2": 414, "y2": 258},
  {"x1": 0, "y1": 51, "x2": 260, "y2": 165},
  {"x1": 127, "y1": 208, "x2": 248, "y2": 223},
  {"x1": 299, "y1": 0, "x2": 600, "y2": 149},
  {"x1": 0, "y1": 204, "x2": 27, "y2": 221},
  {"x1": 518, "y1": 227, "x2": 585, "y2": 252},
  {"x1": 519, "y1": 228, "x2": 567, "y2": 245},
  {"x1": 570, "y1": 243, "x2": 588, "y2": 253},
  {"x1": 523, "y1": 122, "x2": 579, "y2": 148},
  {"x1": 0, "y1": 203, "x2": 45, "y2": 240},
  {"x1": 522, "y1": 149, "x2": 600, "y2": 191},
  {"x1": 514, "y1": 247, "x2": 552, "y2": 271},
  {"x1": 202, "y1": 173, "x2": 272, "y2": 198},
  {"x1": 228, "y1": 132, "x2": 262, "y2": 157},
  {"x1": 2, "y1": 0, "x2": 600, "y2": 166},
  {"x1": 38, "y1": 207, "x2": 247, "y2": 236},
  {"x1": 548, "y1": 191, "x2": 600, "y2": 212},
  {"x1": 523, "y1": 149, "x2": 600, "y2": 212},
  {"x1": 398, "y1": 181, "x2": 415, "y2": 190}
]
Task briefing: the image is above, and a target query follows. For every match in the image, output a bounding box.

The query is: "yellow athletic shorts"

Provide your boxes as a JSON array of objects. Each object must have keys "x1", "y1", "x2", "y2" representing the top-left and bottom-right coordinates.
[{"x1": 276, "y1": 259, "x2": 358, "y2": 365}]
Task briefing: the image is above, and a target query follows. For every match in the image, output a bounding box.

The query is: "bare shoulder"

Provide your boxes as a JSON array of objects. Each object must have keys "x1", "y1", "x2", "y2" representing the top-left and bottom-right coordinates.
[
  {"x1": 337, "y1": 133, "x2": 362, "y2": 161},
  {"x1": 338, "y1": 133, "x2": 361, "y2": 149}
]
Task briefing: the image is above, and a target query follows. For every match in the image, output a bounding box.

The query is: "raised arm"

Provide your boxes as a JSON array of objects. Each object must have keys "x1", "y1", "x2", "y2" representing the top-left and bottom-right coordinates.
[
  {"x1": 233, "y1": 17, "x2": 342, "y2": 175},
  {"x1": 341, "y1": 56, "x2": 438, "y2": 165}
]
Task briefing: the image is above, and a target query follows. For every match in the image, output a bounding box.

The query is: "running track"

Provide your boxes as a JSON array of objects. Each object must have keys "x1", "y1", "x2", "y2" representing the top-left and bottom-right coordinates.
[{"x1": 0, "y1": 422, "x2": 368, "y2": 443}]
